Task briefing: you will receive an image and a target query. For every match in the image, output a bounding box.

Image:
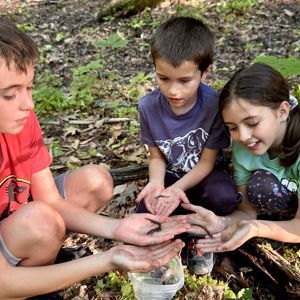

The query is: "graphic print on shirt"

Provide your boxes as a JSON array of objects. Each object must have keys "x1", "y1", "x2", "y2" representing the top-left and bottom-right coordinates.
[
  {"x1": 0, "y1": 175, "x2": 30, "y2": 221},
  {"x1": 281, "y1": 178, "x2": 298, "y2": 194},
  {"x1": 157, "y1": 127, "x2": 208, "y2": 175}
]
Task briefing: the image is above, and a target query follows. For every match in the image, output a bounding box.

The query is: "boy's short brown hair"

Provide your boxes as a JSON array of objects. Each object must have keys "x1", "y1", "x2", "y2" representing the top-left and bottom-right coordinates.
[
  {"x1": 0, "y1": 17, "x2": 39, "y2": 72},
  {"x1": 150, "y1": 17, "x2": 214, "y2": 73}
]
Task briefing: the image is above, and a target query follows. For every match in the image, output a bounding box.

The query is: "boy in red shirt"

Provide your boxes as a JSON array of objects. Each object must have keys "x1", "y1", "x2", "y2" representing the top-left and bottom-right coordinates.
[{"x1": 0, "y1": 17, "x2": 187, "y2": 299}]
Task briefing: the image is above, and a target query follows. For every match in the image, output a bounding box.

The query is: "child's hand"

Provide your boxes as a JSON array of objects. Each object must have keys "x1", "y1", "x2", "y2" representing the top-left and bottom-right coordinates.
[
  {"x1": 135, "y1": 181, "x2": 165, "y2": 214},
  {"x1": 155, "y1": 186, "x2": 189, "y2": 216},
  {"x1": 108, "y1": 239, "x2": 184, "y2": 272},
  {"x1": 196, "y1": 220, "x2": 258, "y2": 253},
  {"x1": 181, "y1": 203, "x2": 225, "y2": 236},
  {"x1": 113, "y1": 213, "x2": 190, "y2": 246}
]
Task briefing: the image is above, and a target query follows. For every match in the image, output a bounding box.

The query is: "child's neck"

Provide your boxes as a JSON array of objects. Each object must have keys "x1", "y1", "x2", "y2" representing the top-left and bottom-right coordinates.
[{"x1": 169, "y1": 95, "x2": 197, "y2": 116}]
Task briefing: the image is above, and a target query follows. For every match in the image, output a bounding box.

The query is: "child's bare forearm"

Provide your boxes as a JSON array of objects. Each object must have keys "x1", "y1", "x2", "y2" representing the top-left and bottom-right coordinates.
[
  {"x1": 148, "y1": 157, "x2": 166, "y2": 184},
  {"x1": 173, "y1": 159, "x2": 214, "y2": 191},
  {"x1": 249, "y1": 218, "x2": 300, "y2": 243},
  {"x1": 0, "y1": 253, "x2": 113, "y2": 299}
]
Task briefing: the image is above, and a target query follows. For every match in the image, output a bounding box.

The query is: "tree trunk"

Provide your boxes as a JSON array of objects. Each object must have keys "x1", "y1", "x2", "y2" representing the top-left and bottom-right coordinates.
[{"x1": 97, "y1": 0, "x2": 163, "y2": 21}]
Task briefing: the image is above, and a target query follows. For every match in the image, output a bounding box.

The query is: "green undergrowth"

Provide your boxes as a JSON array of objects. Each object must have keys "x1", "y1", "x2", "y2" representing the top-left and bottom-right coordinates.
[
  {"x1": 254, "y1": 55, "x2": 300, "y2": 77},
  {"x1": 93, "y1": 269, "x2": 253, "y2": 300}
]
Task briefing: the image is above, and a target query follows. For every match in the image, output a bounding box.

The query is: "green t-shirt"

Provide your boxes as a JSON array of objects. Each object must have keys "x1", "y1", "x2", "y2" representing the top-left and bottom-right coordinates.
[{"x1": 232, "y1": 142, "x2": 300, "y2": 199}]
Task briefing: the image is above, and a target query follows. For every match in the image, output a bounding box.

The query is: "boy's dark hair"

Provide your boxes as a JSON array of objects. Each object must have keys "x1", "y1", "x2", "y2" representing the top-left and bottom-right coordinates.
[
  {"x1": 219, "y1": 62, "x2": 300, "y2": 167},
  {"x1": 0, "y1": 17, "x2": 39, "y2": 73},
  {"x1": 150, "y1": 17, "x2": 214, "y2": 73}
]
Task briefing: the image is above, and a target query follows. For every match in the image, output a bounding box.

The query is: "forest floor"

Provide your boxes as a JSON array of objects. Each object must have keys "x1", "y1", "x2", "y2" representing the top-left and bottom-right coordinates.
[{"x1": 1, "y1": 0, "x2": 300, "y2": 299}]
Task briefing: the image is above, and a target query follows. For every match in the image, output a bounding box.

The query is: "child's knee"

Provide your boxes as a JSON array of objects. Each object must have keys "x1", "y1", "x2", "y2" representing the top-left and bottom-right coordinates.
[
  {"x1": 208, "y1": 188, "x2": 242, "y2": 215},
  {"x1": 247, "y1": 170, "x2": 290, "y2": 212},
  {"x1": 0, "y1": 202, "x2": 66, "y2": 264},
  {"x1": 81, "y1": 164, "x2": 114, "y2": 199},
  {"x1": 13, "y1": 202, "x2": 65, "y2": 244}
]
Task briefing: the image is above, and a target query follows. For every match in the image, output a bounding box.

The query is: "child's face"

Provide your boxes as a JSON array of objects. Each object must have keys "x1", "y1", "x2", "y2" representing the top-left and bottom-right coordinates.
[
  {"x1": 222, "y1": 98, "x2": 289, "y2": 156},
  {"x1": 0, "y1": 60, "x2": 34, "y2": 134},
  {"x1": 155, "y1": 58, "x2": 204, "y2": 115}
]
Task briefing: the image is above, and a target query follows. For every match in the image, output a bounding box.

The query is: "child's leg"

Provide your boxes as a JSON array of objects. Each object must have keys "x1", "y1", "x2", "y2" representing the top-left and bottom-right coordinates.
[
  {"x1": 0, "y1": 201, "x2": 66, "y2": 267},
  {"x1": 247, "y1": 170, "x2": 297, "y2": 220},
  {"x1": 183, "y1": 169, "x2": 242, "y2": 216},
  {"x1": 57, "y1": 164, "x2": 114, "y2": 212}
]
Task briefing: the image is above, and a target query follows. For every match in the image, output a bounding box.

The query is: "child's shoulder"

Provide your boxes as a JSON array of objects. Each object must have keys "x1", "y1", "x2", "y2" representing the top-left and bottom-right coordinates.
[
  {"x1": 139, "y1": 88, "x2": 161, "y2": 108},
  {"x1": 199, "y1": 83, "x2": 219, "y2": 102}
]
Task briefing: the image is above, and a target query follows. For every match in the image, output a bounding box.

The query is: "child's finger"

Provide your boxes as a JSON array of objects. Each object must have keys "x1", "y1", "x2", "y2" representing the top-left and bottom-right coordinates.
[{"x1": 135, "y1": 191, "x2": 145, "y2": 203}]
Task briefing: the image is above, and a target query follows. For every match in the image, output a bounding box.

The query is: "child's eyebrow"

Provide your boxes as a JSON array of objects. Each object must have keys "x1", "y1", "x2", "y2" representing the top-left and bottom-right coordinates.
[
  {"x1": 0, "y1": 84, "x2": 21, "y2": 91},
  {"x1": 224, "y1": 116, "x2": 257, "y2": 125},
  {"x1": 156, "y1": 72, "x2": 168, "y2": 77},
  {"x1": 1, "y1": 77, "x2": 34, "y2": 91}
]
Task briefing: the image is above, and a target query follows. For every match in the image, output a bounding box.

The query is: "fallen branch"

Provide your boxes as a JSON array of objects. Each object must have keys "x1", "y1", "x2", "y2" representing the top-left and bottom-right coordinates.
[
  {"x1": 236, "y1": 240, "x2": 300, "y2": 299},
  {"x1": 97, "y1": 0, "x2": 163, "y2": 21},
  {"x1": 110, "y1": 163, "x2": 148, "y2": 186}
]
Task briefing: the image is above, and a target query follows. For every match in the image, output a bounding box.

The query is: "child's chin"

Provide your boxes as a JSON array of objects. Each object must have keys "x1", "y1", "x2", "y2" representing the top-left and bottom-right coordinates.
[{"x1": 7, "y1": 126, "x2": 24, "y2": 135}]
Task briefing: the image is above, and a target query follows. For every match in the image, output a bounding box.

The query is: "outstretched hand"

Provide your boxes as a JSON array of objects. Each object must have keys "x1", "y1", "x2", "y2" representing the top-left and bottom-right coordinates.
[
  {"x1": 108, "y1": 239, "x2": 185, "y2": 272},
  {"x1": 181, "y1": 203, "x2": 225, "y2": 237},
  {"x1": 113, "y1": 213, "x2": 190, "y2": 246},
  {"x1": 194, "y1": 220, "x2": 258, "y2": 253}
]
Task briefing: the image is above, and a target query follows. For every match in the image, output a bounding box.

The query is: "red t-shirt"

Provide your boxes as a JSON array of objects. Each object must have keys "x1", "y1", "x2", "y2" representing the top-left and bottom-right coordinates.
[{"x1": 0, "y1": 111, "x2": 52, "y2": 220}]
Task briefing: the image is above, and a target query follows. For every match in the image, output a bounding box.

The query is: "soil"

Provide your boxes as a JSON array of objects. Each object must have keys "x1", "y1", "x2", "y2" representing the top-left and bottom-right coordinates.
[{"x1": 1, "y1": 0, "x2": 299, "y2": 299}]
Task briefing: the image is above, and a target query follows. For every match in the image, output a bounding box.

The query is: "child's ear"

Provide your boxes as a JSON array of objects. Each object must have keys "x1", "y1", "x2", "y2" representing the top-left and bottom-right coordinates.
[
  {"x1": 200, "y1": 65, "x2": 212, "y2": 81},
  {"x1": 278, "y1": 100, "x2": 290, "y2": 122}
]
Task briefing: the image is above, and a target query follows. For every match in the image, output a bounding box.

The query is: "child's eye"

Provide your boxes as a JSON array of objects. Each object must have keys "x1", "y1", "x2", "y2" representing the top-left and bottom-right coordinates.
[
  {"x1": 180, "y1": 79, "x2": 191, "y2": 84},
  {"x1": 158, "y1": 77, "x2": 168, "y2": 81},
  {"x1": 3, "y1": 95, "x2": 16, "y2": 100},
  {"x1": 247, "y1": 122, "x2": 258, "y2": 128},
  {"x1": 228, "y1": 127, "x2": 237, "y2": 132}
]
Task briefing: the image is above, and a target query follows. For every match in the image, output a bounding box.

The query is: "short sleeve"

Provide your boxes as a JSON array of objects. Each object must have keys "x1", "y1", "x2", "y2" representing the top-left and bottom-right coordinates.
[
  {"x1": 29, "y1": 112, "x2": 52, "y2": 173},
  {"x1": 205, "y1": 112, "x2": 230, "y2": 149},
  {"x1": 138, "y1": 100, "x2": 157, "y2": 147}
]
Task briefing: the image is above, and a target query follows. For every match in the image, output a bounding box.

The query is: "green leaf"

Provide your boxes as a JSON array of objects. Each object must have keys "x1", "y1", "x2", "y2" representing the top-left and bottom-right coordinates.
[
  {"x1": 237, "y1": 288, "x2": 253, "y2": 299},
  {"x1": 254, "y1": 56, "x2": 300, "y2": 77}
]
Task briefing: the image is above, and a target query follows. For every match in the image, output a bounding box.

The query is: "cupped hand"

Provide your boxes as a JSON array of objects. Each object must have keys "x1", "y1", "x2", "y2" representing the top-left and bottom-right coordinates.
[
  {"x1": 135, "y1": 181, "x2": 165, "y2": 214},
  {"x1": 195, "y1": 220, "x2": 257, "y2": 252},
  {"x1": 114, "y1": 213, "x2": 191, "y2": 246},
  {"x1": 109, "y1": 239, "x2": 184, "y2": 272},
  {"x1": 155, "y1": 186, "x2": 189, "y2": 216},
  {"x1": 181, "y1": 203, "x2": 225, "y2": 236}
]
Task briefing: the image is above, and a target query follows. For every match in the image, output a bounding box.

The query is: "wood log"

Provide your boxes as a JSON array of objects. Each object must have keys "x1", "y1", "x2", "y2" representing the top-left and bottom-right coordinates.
[
  {"x1": 97, "y1": 0, "x2": 163, "y2": 21},
  {"x1": 110, "y1": 163, "x2": 148, "y2": 185},
  {"x1": 234, "y1": 240, "x2": 300, "y2": 299}
]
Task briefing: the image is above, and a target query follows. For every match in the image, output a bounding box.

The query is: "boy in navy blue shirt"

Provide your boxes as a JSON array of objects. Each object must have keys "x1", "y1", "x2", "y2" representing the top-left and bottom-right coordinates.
[{"x1": 136, "y1": 17, "x2": 242, "y2": 274}]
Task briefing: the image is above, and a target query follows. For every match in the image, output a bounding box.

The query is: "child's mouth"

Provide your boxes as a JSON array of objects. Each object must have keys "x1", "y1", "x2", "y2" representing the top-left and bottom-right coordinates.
[
  {"x1": 246, "y1": 141, "x2": 260, "y2": 151},
  {"x1": 168, "y1": 98, "x2": 184, "y2": 107}
]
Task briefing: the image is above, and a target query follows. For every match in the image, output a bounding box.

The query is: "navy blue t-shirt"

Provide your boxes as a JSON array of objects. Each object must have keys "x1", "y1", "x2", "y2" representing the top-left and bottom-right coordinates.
[{"x1": 138, "y1": 83, "x2": 229, "y2": 178}]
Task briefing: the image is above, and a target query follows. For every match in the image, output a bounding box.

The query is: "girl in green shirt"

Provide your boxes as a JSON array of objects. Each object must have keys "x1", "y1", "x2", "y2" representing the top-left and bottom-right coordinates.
[{"x1": 182, "y1": 63, "x2": 300, "y2": 251}]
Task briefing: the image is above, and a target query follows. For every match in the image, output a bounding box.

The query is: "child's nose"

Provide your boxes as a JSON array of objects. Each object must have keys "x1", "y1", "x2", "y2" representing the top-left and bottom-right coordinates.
[
  {"x1": 239, "y1": 127, "x2": 252, "y2": 142},
  {"x1": 168, "y1": 82, "x2": 180, "y2": 96},
  {"x1": 20, "y1": 89, "x2": 34, "y2": 111}
]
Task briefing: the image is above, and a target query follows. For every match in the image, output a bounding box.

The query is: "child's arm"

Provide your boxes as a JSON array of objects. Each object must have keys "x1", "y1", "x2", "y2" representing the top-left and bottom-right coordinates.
[
  {"x1": 0, "y1": 239, "x2": 184, "y2": 299},
  {"x1": 172, "y1": 147, "x2": 217, "y2": 191},
  {"x1": 181, "y1": 185, "x2": 258, "y2": 252},
  {"x1": 30, "y1": 168, "x2": 189, "y2": 245},
  {"x1": 155, "y1": 147, "x2": 217, "y2": 216},
  {"x1": 202, "y1": 198, "x2": 300, "y2": 252},
  {"x1": 135, "y1": 147, "x2": 166, "y2": 213}
]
